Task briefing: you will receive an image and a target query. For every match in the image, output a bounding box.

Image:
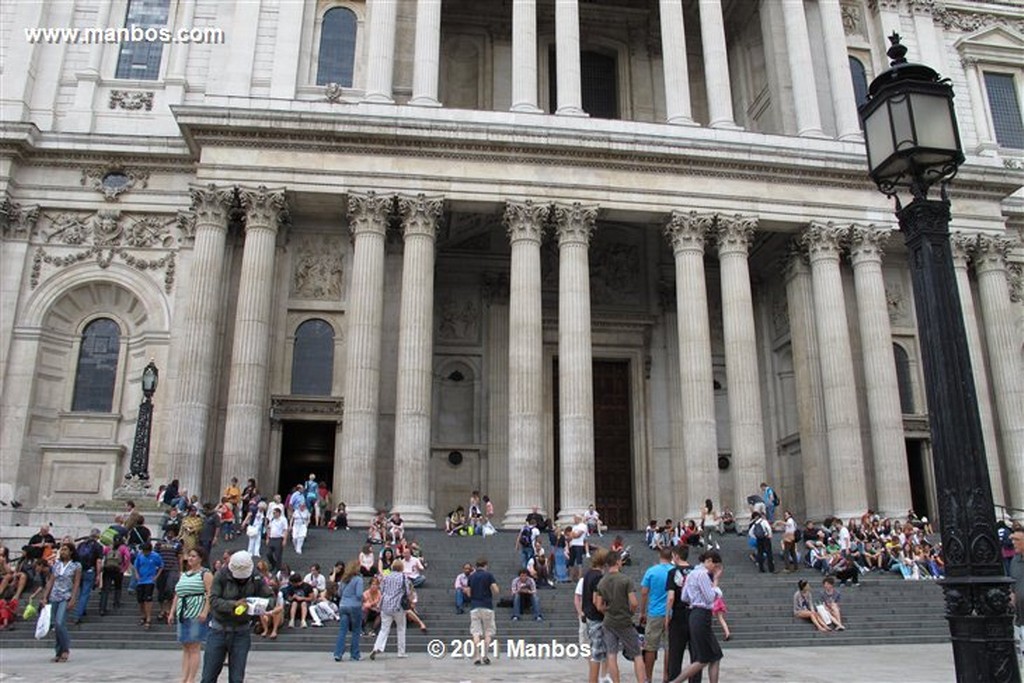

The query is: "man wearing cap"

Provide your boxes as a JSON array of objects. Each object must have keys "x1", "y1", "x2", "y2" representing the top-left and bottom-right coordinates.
[
  {"x1": 71, "y1": 529, "x2": 103, "y2": 625},
  {"x1": 200, "y1": 550, "x2": 276, "y2": 683}
]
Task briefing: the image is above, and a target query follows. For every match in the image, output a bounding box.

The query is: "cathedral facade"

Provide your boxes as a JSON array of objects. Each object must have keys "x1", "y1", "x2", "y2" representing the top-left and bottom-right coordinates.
[{"x1": 1, "y1": 0, "x2": 1022, "y2": 528}]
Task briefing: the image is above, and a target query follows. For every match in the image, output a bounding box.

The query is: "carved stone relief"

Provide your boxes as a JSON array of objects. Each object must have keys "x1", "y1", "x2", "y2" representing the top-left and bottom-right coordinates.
[
  {"x1": 885, "y1": 278, "x2": 910, "y2": 325},
  {"x1": 291, "y1": 235, "x2": 344, "y2": 301},
  {"x1": 934, "y1": 5, "x2": 1024, "y2": 33},
  {"x1": 590, "y1": 240, "x2": 640, "y2": 306},
  {"x1": 841, "y1": 2, "x2": 865, "y2": 37},
  {"x1": 437, "y1": 296, "x2": 480, "y2": 343},
  {"x1": 108, "y1": 90, "x2": 154, "y2": 111},
  {"x1": 0, "y1": 200, "x2": 40, "y2": 240},
  {"x1": 772, "y1": 289, "x2": 790, "y2": 337},
  {"x1": 81, "y1": 163, "x2": 150, "y2": 201}
]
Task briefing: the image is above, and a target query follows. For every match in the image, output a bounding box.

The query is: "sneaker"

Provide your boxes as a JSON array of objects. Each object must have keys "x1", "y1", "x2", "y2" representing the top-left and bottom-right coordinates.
[
  {"x1": 300, "y1": 621, "x2": 308, "y2": 628},
  {"x1": 535, "y1": 615, "x2": 544, "y2": 621},
  {"x1": 397, "y1": 654, "x2": 408, "y2": 659},
  {"x1": 511, "y1": 615, "x2": 519, "y2": 621},
  {"x1": 369, "y1": 650, "x2": 379, "y2": 661},
  {"x1": 483, "y1": 657, "x2": 492, "y2": 665},
  {"x1": 334, "y1": 656, "x2": 342, "y2": 662}
]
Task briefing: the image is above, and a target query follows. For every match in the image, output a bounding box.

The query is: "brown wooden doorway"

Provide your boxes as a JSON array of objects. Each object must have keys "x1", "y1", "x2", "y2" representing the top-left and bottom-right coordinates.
[
  {"x1": 279, "y1": 421, "x2": 335, "y2": 500},
  {"x1": 553, "y1": 359, "x2": 634, "y2": 529}
]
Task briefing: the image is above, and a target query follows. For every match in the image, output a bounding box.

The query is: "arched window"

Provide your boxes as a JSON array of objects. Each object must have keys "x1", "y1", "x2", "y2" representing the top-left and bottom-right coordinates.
[
  {"x1": 115, "y1": 0, "x2": 172, "y2": 80},
  {"x1": 72, "y1": 318, "x2": 121, "y2": 412},
  {"x1": 893, "y1": 344, "x2": 915, "y2": 414},
  {"x1": 849, "y1": 56, "x2": 869, "y2": 110},
  {"x1": 291, "y1": 319, "x2": 335, "y2": 395},
  {"x1": 316, "y1": 7, "x2": 357, "y2": 87}
]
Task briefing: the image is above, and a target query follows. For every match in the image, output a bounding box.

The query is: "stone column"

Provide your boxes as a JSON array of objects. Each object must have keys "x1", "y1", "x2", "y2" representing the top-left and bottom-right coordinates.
[
  {"x1": 819, "y1": 0, "x2": 861, "y2": 140},
  {"x1": 410, "y1": 0, "x2": 442, "y2": 106},
  {"x1": 221, "y1": 187, "x2": 287, "y2": 490},
  {"x1": 0, "y1": 202, "x2": 38, "y2": 390},
  {"x1": 165, "y1": 185, "x2": 233, "y2": 497},
  {"x1": 364, "y1": 0, "x2": 398, "y2": 102},
  {"x1": 659, "y1": 0, "x2": 695, "y2": 125},
  {"x1": 716, "y1": 215, "x2": 767, "y2": 518},
  {"x1": 484, "y1": 274, "x2": 511, "y2": 517},
  {"x1": 502, "y1": 200, "x2": 548, "y2": 527},
  {"x1": 511, "y1": 0, "x2": 542, "y2": 113},
  {"x1": 781, "y1": 0, "x2": 824, "y2": 137},
  {"x1": 801, "y1": 222, "x2": 867, "y2": 518},
  {"x1": 554, "y1": 202, "x2": 597, "y2": 525},
  {"x1": 950, "y1": 232, "x2": 1005, "y2": 506},
  {"x1": 336, "y1": 191, "x2": 392, "y2": 525},
  {"x1": 664, "y1": 211, "x2": 718, "y2": 519},
  {"x1": 848, "y1": 226, "x2": 911, "y2": 517},
  {"x1": 698, "y1": 0, "x2": 739, "y2": 129},
  {"x1": 869, "y1": 0, "x2": 901, "y2": 66},
  {"x1": 783, "y1": 245, "x2": 832, "y2": 519},
  {"x1": 391, "y1": 194, "x2": 443, "y2": 526},
  {"x1": 554, "y1": 0, "x2": 585, "y2": 116},
  {"x1": 961, "y1": 58, "x2": 998, "y2": 155},
  {"x1": 974, "y1": 236, "x2": 1024, "y2": 509}
]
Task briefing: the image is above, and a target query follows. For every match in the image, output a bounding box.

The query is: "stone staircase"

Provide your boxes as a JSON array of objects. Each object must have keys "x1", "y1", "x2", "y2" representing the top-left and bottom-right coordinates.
[{"x1": 0, "y1": 527, "x2": 948, "y2": 652}]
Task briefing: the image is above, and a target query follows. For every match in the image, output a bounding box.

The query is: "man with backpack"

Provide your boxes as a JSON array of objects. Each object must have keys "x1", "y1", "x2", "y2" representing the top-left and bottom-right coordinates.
[
  {"x1": 750, "y1": 512, "x2": 775, "y2": 574},
  {"x1": 762, "y1": 482, "x2": 779, "y2": 522},
  {"x1": 516, "y1": 520, "x2": 536, "y2": 570},
  {"x1": 71, "y1": 529, "x2": 103, "y2": 625}
]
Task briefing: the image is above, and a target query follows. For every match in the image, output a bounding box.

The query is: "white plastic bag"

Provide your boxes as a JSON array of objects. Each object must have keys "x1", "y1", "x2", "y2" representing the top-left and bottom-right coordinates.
[
  {"x1": 814, "y1": 603, "x2": 832, "y2": 626},
  {"x1": 34, "y1": 604, "x2": 52, "y2": 640},
  {"x1": 482, "y1": 522, "x2": 496, "y2": 537}
]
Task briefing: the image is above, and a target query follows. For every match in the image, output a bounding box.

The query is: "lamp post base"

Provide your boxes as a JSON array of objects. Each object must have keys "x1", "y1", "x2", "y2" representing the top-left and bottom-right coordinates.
[{"x1": 113, "y1": 475, "x2": 151, "y2": 500}]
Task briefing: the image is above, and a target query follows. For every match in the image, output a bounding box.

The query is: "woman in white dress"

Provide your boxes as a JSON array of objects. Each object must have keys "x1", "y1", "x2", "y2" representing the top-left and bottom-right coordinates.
[
  {"x1": 291, "y1": 501, "x2": 311, "y2": 554},
  {"x1": 243, "y1": 501, "x2": 267, "y2": 558}
]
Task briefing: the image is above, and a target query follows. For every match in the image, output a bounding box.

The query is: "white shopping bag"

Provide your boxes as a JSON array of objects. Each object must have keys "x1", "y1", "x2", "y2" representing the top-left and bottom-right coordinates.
[{"x1": 34, "y1": 604, "x2": 52, "y2": 640}]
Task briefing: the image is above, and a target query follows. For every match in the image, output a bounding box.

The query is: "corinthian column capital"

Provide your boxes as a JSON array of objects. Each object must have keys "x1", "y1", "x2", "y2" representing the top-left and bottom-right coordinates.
[
  {"x1": 189, "y1": 184, "x2": 234, "y2": 229},
  {"x1": 949, "y1": 231, "x2": 976, "y2": 269},
  {"x1": 348, "y1": 191, "x2": 393, "y2": 238},
  {"x1": 974, "y1": 234, "x2": 1013, "y2": 274},
  {"x1": 848, "y1": 225, "x2": 893, "y2": 265},
  {"x1": 716, "y1": 214, "x2": 758, "y2": 256},
  {"x1": 802, "y1": 221, "x2": 848, "y2": 262},
  {"x1": 553, "y1": 202, "x2": 597, "y2": 247},
  {"x1": 239, "y1": 186, "x2": 288, "y2": 233},
  {"x1": 0, "y1": 199, "x2": 40, "y2": 240},
  {"x1": 782, "y1": 239, "x2": 810, "y2": 282},
  {"x1": 664, "y1": 210, "x2": 714, "y2": 254},
  {"x1": 398, "y1": 194, "x2": 443, "y2": 239},
  {"x1": 504, "y1": 199, "x2": 548, "y2": 244}
]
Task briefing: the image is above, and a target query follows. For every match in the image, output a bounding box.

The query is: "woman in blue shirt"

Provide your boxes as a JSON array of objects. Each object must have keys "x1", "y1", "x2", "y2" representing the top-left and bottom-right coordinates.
[{"x1": 333, "y1": 560, "x2": 364, "y2": 662}]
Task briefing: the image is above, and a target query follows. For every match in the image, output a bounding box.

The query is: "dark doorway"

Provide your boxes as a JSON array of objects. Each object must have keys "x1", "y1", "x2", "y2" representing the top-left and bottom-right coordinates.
[
  {"x1": 279, "y1": 421, "x2": 335, "y2": 499},
  {"x1": 548, "y1": 48, "x2": 619, "y2": 119},
  {"x1": 554, "y1": 360, "x2": 634, "y2": 529},
  {"x1": 906, "y1": 439, "x2": 930, "y2": 521}
]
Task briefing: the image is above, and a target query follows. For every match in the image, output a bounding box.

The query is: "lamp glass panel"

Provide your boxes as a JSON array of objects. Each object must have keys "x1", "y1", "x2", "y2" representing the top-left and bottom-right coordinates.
[
  {"x1": 864, "y1": 104, "x2": 894, "y2": 173},
  {"x1": 910, "y1": 92, "x2": 957, "y2": 152},
  {"x1": 890, "y1": 94, "x2": 916, "y2": 151}
]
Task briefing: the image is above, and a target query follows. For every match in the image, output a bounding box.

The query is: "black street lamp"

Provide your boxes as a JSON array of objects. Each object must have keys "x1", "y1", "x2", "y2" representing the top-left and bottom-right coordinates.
[
  {"x1": 859, "y1": 33, "x2": 1019, "y2": 683},
  {"x1": 126, "y1": 359, "x2": 159, "y2": 483}
]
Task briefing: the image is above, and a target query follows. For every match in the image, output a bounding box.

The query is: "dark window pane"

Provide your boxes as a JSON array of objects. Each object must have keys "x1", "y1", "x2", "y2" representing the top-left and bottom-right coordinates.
[
  {"x1": 291, "y1": 319, "x2": 335, "y2": 396},
  {"x1": 317, "y1": 7, "x2": 357, "y2": 87},
  {"x1": 893, "y1": 344, "x2": 914, "y2": 414},
  {"x1": 548, "y1": 48, "x2": 619, "y2": 119},
  {"x1": 984, "y1": 72, "x2": 1024, "y2": 150},
  {"x1": 115, "y1": 0, "x2": 170, "y2": 80},
  {"x1": 72, "y1": 318, "x2": 121, "y2": 412},
  {"x1": 849, "y1": 56, "x2": 869, "y2": 109}
]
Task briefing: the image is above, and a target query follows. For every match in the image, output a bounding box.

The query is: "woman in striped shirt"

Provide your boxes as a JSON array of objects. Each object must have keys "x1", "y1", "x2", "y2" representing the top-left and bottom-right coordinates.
[
  {"x1": 169, "y1": 548, "x2": 212, "y2": 683},
  {"x1": 370, "y1": 559, "x2": 411, "y2": 660},
  {"x1": 671, "y1": 550, "x2": 724, "y2": 683}
]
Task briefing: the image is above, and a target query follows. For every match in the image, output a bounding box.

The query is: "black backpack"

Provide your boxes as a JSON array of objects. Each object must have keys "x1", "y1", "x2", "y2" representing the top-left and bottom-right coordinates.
[
  {"x1": 519, "y1": 526, "x2": 533, "y2": 548},
  {"x1": 772, "y1": 489, "x2": 780, "y2": 507}
]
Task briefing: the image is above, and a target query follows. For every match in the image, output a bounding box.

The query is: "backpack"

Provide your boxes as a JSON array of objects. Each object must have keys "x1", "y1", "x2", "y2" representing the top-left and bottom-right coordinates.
[
  {"x1": 771, "y1": 489, "x2": 780, "y2": 507},
  {"x1": 103, "y1": 547, "x2": 122, "y2": 571},
  {"x1": 76, "y1": 540, "x2": 101, "y2": 569},
  {"x1": 519, "y1": 526, "x2": 533, "y2": 548},
  {"x1": 753, "y1": 521, "x2": 768, "y2": 540}
]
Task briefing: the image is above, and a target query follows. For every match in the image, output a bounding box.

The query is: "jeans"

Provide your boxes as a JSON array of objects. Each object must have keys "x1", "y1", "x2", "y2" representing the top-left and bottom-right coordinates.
[
  {"x1": 73, "y1": 569, "x2": 95, "y2": 619},
  {"x1": 554, "y1": 551, "x2": 568, "y2": 582},
  {"x1": 267, "y1": 537, "x2": 284, "y2": 572},
  {"x1": 200, "y1": 626, "x2": 251, "y2": 683},
  {"x1": 333, "y1": 605, "x2": 362, "y2": 660},
  {"x1": 455, "y1": 589, "x2": 466, "y2": 612},
  {"x1": 519, "y1": 547, "x2": 534, "y2": 570},
  {"x1": 50, "y1": 599, "x2": 70, "y2": 655},
  {"x1": 512, "y1": 593, "x2": 541, "y2": 619},
  {"x1": 755, "y1": 537, "x2": 775, "y2": 573},
  {"x1": 99, "y1": 569, "x2": 123, "y2": 612}
]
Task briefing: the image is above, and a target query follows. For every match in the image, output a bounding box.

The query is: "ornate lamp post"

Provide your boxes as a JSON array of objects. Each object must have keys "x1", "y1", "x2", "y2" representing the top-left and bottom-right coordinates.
[
  {"x1": 127, "y1": 359, "x2": 159, "y2": 484},
  {"x1": 859, "y1": 34, "x2": 1018, "y2": 683}
]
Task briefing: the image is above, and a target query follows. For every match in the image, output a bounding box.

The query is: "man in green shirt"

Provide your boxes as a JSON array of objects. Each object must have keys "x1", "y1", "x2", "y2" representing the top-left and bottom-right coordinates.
[{"x1": 595, "y1": 551, "x2": 647, "y2": 683}]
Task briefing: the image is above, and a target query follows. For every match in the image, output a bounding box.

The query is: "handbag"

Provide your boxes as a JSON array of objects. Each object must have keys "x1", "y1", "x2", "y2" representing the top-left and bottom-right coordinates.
[
  {"x1": 246, "y1": 525, "x2": 258, "y2": 538},
  {"x1": 34, "y1": 604, "x2": 52, "y2": 639},
  {"x1": 400, "y1": 579, "x2": 411, "y2": 611},
  {"x1": 814, "y1": 603, "x2": 833, "y2": 626}
]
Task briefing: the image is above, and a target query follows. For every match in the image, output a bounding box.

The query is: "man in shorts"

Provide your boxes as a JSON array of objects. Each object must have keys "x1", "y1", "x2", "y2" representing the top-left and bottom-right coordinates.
[
  {"x1": 595, "y1": 550, "x2": 647, "y2": 683},
  {"x1": 466, "y1": 558, "x2": 499, "y2": 665},
  {"x1": 569, "y1": 515, "x2": 589, "y2": 582},
  {"x1": 132, "y1": 541, "x2": 163, "y2": 628},
  {"x1": 639, "y1": 547, "x2": 674, "y2": 682},
  {"x1": 579, "y1": 549, "x2": 610, "y2": 683}
]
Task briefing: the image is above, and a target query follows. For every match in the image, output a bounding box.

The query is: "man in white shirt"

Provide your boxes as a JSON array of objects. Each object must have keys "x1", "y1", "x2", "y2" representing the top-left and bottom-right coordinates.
[
  {"x1": 402, "y1": 548, "x2": 426, "y2": 588},
  {"x1": 266, "y1": 507, "x2": 288, "y2": 573},
  {"x1": 569, "y1": 515, "x2": 589, "y2": 583},
  {"x1": 303, "y1": 564, "x2": 326, "y2": 598}
]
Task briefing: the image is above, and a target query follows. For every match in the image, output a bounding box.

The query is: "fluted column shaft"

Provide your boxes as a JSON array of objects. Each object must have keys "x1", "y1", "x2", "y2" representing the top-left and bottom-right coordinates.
[
  {"x1": 511, "y1": 0, "x2": 541, "y2": 113},
  {"x1": 391, "y1": 195, "x2": 443, "y2": 526},
  {"x1": 819, "y1": 0, "x2": 861, "y2": 140},
  {"x1": 974, "y1": 236, "x2": 1024, "y2": 509},
  {"x1": 951, "y1": 233, "x2": 1004, "y2": 506},
  {"x1": 337, "y1": 192, "x2": 392, "y2": 525},
  {"x1": 698, "y1": 0, "x2": 738, "y2": 128},
  {"x1": 784, "y1": 249, "x2": 832, "y2": 519},
  {"x1": 802, "y1": 222, "x2": 867, "y2": 518},
  {"x1": 781, "y1": 0, "x2": 824, "y2": 137},
  {"x1": 554, "y1": 203, "x2": 597, "y2": 525},
  {"x1": 717, "y1": 215, "x2": 767, "y2": 518},
  {"x1": 555, "y1": 0, "x2": 584, "y2": 116},
  {"x1": 221, "y1": 187, "x2": 287, "y2": 490},
  {"x1": 848, "y1": 227, "x2": 911, "y2": 517},
  {"x1": 502, "y1": 200, "x2": 548, "y2": 527},
  {"x1": 364, "y1": 0, "x2": 398, "y2": 102},
  {"x1": 660, "y1": 0, "x2": 694, "y2": 125},
  {"x1": 410, "y1": 0, "x2": 442, "y2": 106},
  {"x1": 665, "y1": 212, "x2": 718, "y2": 519},
  {"x1": 166, "y1": 185, "x2": 233, "y2": 497}
]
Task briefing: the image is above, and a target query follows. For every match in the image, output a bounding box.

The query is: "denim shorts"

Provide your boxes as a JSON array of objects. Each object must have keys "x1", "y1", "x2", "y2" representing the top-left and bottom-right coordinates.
[{"x1": 177, "y1": 616, "x2": 209, "y2": 644}]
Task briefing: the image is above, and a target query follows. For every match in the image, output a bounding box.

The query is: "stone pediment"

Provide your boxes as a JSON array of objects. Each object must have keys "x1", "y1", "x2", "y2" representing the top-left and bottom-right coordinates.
[{"x1": 955, "y1": 25, "x2": 1024, "y2": 64}]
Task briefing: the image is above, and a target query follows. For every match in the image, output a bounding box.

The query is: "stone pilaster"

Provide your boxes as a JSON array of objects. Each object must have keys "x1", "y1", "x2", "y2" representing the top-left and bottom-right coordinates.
[
  {"x1": 801, "y1": 222, "x2": 867, "y2": 519},
  {"x1": 391, "y1": 194, "x2": 443, "y2": 526},
  {"x1": 784, "y1": 245, "x2": 832, "y2": 519},
  {"x1": 659, "y1": 0, "x2": 695, "y2": 125},
  {"x1": 336, "y1": 191, "x2": 392, "y2": 525},
  {"x1": 973, "y1": 235, "x2": 1024, "y2": 509},
  {"x1": 221, "y1": 187, "x2": 288, "y2": 490},
  {"x1": 848, "y1": 226, "x2": 911, "y2": 517},
  {"x1": 502, "y1": 199, "x2": 548, "y2": 527},
  {"x1": 363, "y1": 0, "x2": 398, "y2": 102},
  {"x1": 950, "y1": 232, "x2": 1004, "y2": 506},
  {"x1": 511, "y1": 0, "x2": 541, "y2": 113},
  {"x1": 0, "y1": 201, "x2": 39, "y2": 390},
  {"x1": 664, "y1": 211, "x2": 718, "y2": 518},
  {"x1": 716, "y1": 214, "x2": 767, "y2": 519},
  {"x1": 410, "y1": 0, "x2": 442, "y2": 106},
  {"x1": 554, "y1": 202, "x2": 597, "y2": 525},
  {"x1": 165, "y1": 184, "x2": 234, "y2": 497},
  {"x1": 554, "y1": 0, "x2": 585, "y2": 116}
]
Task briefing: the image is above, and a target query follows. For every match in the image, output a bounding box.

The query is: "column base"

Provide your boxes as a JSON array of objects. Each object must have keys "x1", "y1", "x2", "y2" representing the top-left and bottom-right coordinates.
[
  {"x1": 390, "y1": 503, "x2": 437, "y2": 528},
  {"x1": 408, "y1": 96, "x2": 442, "y2": 107},
  {"x1": 510, "y1": 103, "x2": 543, "y2": 114},
  {"x1": 362, "y1": 93, "x2": 395, "y2": 104},
  {"x1": 342, "y1": 504, "x2": 380, "y2": 529},
  {"x1": 502, "y1": 505, "x2": 547, "y2": 530},
  {"x1": 666, "y1": 116, "x2": 699, "y2": 126},
  {"x1": 709, "y1": 119, "x2": 743, "y2": 130},
  {"x1": 555, "y1": 106, "x2": 589, "y2": 117},
  {"x1": 798, "y1": 128, "x2": 829, "y2": 138},
  {"x1": 838, "y1": 131, "x2": 864, "y2": 142}
]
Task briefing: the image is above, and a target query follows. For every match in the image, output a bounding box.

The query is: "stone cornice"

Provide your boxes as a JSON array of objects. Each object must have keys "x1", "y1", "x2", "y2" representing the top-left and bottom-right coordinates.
[{"x1": 934, "y1": 1, "x2": 1024, "y2": 33}]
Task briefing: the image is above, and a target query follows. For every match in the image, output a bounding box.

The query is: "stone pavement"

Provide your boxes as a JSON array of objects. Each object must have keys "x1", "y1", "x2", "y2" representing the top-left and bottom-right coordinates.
[{"x1": 0, "y1": 643, "x2": 958, "y2": 682}]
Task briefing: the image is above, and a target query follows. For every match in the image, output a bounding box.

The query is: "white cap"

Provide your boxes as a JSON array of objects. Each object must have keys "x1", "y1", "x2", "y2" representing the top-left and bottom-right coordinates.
[{"x1": 228, "y1": 550, "x2": 254, "y2": 580}]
